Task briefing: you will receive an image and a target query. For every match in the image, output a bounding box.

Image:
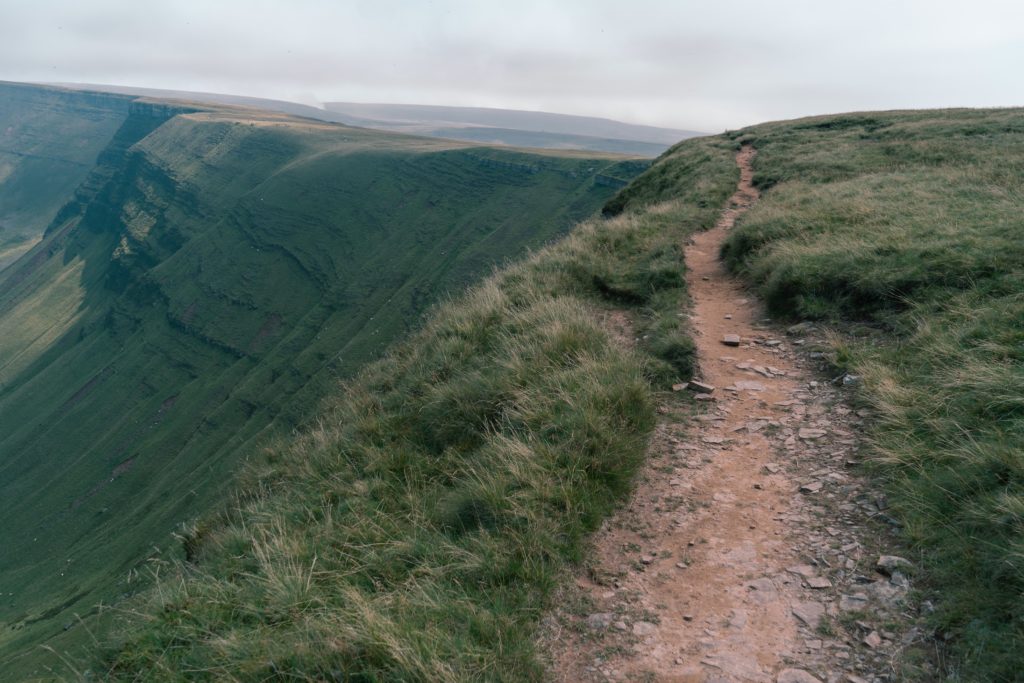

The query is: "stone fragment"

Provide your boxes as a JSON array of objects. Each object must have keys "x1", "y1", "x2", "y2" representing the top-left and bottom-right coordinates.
[
  {"x1": 806, "y1": 576, "x2": 832, "y2": 589},
  {"x1": 763, "y1": 463, "x2": 781, "y2": 474},
  {"x1": 863, "y1": 630, "x2": 882, "y2": 648},
  {"x1": 746, "y1": 577, "x2": 775, "y2": 592},
  {"x1": 799, "y1": 481, "x2": 823, "y2": 494},
  {"x1": 688, "y1": 380, "x2": 715, "y2": 394},
  {"x1": 586, "y1": 613, "x2": 613, "y2": 630},
  {"x1": 799, "y1": 428, "x2": 828, "y2": 440},
  {"x1": 722, "y1": 334, "x2": 741, "y2": 346},
  {"x1": 672, "y1": 382, "x2": 688, "y2": 391},
  {"x1": 890, "y1": 571, "x2": 910, "y2": 589},
  {"x1": 866, "y1": 579, "x2": 905, "y2": 605},
  {"x1": 735, "y1": 380, "x2": 767, "y2": 391},
  {"x1": 839, "y1": 593, "x2": 869, "y2": 611},
  {"x1": 792, "y1": 601, "x2": 825, "y2": 628},
  {"x1": 876, "y1": 555, "x2": 912, "y2": 576},
  {"x1": 786, "y1": 564, "x2": 818, "y2": 578},
  {"x1": 777, "y1": 668, "x2": 822, "y2": 683},
  {"x1": 632, "y1": 621, "x2": 656, "y2": 636},
  {"x1": 728, "y1": 609, "x2": 748, "y2": 629}
]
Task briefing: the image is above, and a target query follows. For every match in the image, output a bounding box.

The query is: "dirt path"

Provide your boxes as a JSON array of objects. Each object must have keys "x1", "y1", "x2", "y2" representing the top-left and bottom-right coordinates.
[{"x1": 546, "y1": 148, "x2": 920, "y2": 682}]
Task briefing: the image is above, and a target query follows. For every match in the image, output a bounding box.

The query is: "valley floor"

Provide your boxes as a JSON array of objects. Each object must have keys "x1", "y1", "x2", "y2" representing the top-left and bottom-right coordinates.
[{"x1": 546, "y1": 149, "x2": 930, "y2": 682}]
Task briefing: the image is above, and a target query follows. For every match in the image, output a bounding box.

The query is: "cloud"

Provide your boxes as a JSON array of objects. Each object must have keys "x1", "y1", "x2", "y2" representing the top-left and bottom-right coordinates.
[{"x1": 1, "y1": 0, "x2": 1022, "y2": 130}]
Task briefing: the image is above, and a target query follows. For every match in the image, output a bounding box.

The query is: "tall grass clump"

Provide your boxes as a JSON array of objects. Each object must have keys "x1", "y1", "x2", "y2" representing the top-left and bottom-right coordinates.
[
  {"x1": 722, "y1": 108, "x2": 1024, "y2": 680},
  {"x1": 95, "y1": 136, "x2": 738, "y2": 681}
]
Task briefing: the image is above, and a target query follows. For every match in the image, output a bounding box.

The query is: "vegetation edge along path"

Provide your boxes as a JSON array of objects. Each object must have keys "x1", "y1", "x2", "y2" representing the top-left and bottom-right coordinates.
[{"x1": 545, "y1": 147, "x2": 930, "y2": 682}]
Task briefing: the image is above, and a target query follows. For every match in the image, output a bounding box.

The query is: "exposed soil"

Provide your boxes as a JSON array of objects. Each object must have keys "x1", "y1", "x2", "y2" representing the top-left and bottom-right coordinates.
[{"x1": 544, "y1": 148, "x2": 927, "y2": 682}]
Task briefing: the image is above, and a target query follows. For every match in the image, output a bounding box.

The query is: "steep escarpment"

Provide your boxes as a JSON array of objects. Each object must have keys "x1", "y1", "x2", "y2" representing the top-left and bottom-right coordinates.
[
  {"x1": 94, "y1": 133, "x2": 738, "y2": 681},
  {"x1": 64, "y1": 106, "x2": 1024, "y2": 682},
  {"x1": 0, "y1": 94, "x2": 640, "y2": 677},
  {"x1": 0, "y1": 82, "x2": 136, "y2": 270}
]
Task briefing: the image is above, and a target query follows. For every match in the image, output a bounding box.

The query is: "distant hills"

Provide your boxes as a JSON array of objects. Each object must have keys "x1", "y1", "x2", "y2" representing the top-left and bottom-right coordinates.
[
  {"x1": 49, "y1": 83, "x2": 702, "y2": 156},
  {"x1": 321, "y1": 101, "x2": 703, "y2": 155}
]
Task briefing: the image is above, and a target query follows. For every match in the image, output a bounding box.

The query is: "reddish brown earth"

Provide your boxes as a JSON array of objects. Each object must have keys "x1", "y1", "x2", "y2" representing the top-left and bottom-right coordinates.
[{"x1": 545, "y1": 148, "x2": 924, "y2": 682}]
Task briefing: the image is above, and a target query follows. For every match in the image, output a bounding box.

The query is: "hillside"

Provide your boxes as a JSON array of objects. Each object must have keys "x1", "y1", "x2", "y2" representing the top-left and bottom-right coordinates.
[
  {"x1": 94, "y1": 106, "x2": 1023, "y2": 681},
  {"x1": 717, "y1": 109, "x2": 1024, "y2": 680},
  {"x1": 0, "y1": 84, "x2": 644, "y2": 678},
  {"x1": 91, "y1": 130, "x2": 737, "y2": 681},
  {"x1": 0, "y1": 82, "x2": 134, "y2": 271}
]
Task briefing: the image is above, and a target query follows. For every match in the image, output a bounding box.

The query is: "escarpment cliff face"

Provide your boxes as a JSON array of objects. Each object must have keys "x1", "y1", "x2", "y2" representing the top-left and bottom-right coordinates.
[
  {"x1": 0, "y1": 84, "x2": 643, "y2": 676},
  {"x1": 0, "y1": 82, "x2": 138, "y2": 271}
]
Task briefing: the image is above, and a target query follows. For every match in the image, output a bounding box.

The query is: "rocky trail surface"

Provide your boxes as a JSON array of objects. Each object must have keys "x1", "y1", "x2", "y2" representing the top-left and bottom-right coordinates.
[{"x1": 545, "y1": 148, "x2": 928, "y2": 682}]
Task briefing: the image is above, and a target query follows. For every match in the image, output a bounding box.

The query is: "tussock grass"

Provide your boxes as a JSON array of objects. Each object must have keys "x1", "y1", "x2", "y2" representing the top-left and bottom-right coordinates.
[
  {"x1": 96, "y1": 137, "x2": 737, "y2": 680},
  {"x1": 723, "y1": 109, "x2": 1024, "y2": 680}
]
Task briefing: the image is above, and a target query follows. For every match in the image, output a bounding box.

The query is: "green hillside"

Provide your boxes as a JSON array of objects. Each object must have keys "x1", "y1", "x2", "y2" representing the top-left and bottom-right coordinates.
[
  {"x1": 96, "y1": 106, "x2": 1024, "y2": 681},
  {"x1": 715, "y1": 109, "x2": 1024, "y2": 680},
  {"x1": 0, "y1": 82, "x2": 133, "y2": 271},
  {"x1": 0, "y1": 86, "x2": 643, "y2": 678},
  {"x1": 92, "y1": 131, "x2": 736, "y2": 681}
]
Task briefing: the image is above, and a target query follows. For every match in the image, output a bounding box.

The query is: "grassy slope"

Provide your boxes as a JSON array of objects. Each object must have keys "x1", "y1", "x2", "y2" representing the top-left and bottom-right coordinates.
[
  {"x1": 93, "y1": 136, "x2": 738, "y2": 680},
  {"x1": 0, "y1": 98, "x2": 646, "y2": 678},
  {"x1": 0, "y1": 82, "x2": 132, "y2": 271},
  {"x1": 719, "y1": 109, "x2": 1024, "y2": 680}
]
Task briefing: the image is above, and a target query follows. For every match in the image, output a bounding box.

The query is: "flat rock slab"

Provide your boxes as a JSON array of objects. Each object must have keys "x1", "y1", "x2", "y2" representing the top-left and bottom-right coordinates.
[
  {"x1": 839, "y1": 593, "x2": 869, "y2": 611},
  {"x1": 722, "y1": 334, "x2": 742, "y2": 346},
  {"x1": 632, "y1": 620, "x2": 657, "y2": 636},
  {"x1": 786, "y1": 564, "x2": 818, "y2": 578},
  {"x1": 689, "y1": 380, "x2": 715, "y2": 394},
  {"x1": 777, "y1": 669, "x2": 822, "y2": 683},
  {"x1": 792, "y1": 601, "x2": 825, "y2": 628}
]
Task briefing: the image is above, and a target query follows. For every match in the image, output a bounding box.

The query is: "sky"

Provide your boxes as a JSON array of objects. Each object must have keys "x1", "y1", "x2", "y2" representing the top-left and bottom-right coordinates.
[{"x1": 1, "y1": 0, "x2": 1022, "y2": 132}]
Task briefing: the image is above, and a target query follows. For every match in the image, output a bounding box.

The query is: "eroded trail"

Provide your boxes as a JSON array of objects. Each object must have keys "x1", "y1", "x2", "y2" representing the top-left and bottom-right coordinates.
[{"x1": 547, "y1": 148, "x2": 913, "y2": 682}]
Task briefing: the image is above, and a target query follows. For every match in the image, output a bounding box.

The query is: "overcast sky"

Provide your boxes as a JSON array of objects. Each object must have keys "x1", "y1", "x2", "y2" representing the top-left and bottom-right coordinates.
[{"x1": 1, "y1": 0, "x2": 1022, "y2": 131}]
